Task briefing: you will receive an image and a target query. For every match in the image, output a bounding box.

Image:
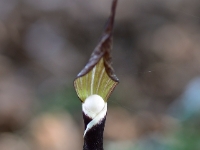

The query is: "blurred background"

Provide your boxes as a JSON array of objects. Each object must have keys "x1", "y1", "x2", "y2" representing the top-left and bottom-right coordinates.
[{"x1": 0, "y1": 0, "x2": 200, "y2": 149}]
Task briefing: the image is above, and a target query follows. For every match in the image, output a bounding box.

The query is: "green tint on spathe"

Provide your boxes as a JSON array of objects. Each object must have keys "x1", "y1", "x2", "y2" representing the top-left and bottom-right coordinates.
[
  {"x1": 74, "y1": 0, "x2": 119, "y2": 103},
  {"x1": 74, "y1": 58, "x2": 118, "y2": 102}
]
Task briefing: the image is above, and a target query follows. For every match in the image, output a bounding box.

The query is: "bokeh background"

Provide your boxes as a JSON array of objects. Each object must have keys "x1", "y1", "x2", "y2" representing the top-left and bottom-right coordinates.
[{"x1": 1, "y1": 0, "x2": 200, "y2": 149}]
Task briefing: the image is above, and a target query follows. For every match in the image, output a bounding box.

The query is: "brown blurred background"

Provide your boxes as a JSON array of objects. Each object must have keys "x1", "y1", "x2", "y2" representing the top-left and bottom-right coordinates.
[{"x1": 0, "y1": 0, "x2": 200, "y2": 150}]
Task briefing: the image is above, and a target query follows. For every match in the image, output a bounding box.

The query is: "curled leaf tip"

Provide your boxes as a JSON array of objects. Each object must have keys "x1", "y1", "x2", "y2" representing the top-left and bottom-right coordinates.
[{"x1": 74, "y1": 0, "x2": 119, "y2": 102}]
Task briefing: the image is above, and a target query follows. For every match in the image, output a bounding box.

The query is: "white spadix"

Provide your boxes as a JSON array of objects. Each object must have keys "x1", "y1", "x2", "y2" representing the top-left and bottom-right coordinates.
[
  {"x1": 82, "y1": 94, "x2": 106, "y2": 118},
  {"x1": 82, "y1": 94, "x2": 107, "y2": 137}
]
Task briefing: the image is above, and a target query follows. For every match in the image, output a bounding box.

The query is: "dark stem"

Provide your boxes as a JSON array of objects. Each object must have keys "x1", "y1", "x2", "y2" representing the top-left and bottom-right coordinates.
[{"x1": 83, "y1": 112, "x2": 106, "y2": 150}]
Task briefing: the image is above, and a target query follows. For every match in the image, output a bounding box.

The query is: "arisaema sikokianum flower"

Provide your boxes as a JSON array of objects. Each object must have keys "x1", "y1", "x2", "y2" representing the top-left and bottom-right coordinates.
[{"x1": 74, "y1": 0, "x2": 119, "y2": 150}]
